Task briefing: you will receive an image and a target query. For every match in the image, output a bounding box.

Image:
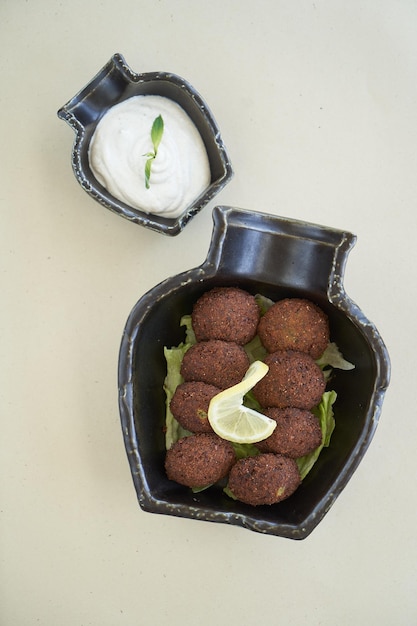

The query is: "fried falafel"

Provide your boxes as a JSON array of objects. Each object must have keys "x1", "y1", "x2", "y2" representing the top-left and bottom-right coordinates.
[
  {"x1": 258, "y1": 298, "x2": 329, "y2": 359},
  {"x1": 255, "y1": 407, "x2": 323, "y2": 458},
  {"x1": 192, "y1": 287, "x2": 260, "y2": 345},
  {"x1": 252, "y1": 350, "x2": 326, "y2": 410},
  {"x1": 170, "y1": 381, "x2": 221, "y2": 433},
  {"x1": 180, "y1": 339, "x2": 250, "y2": 389},
  {"x1": 164, "y1": 290, "x2": 337, "y2": 503},
  {"x1": 228, "y1": 453, "x2": 301, "y2": 506},
  {"x1": 165, "y1": 433, "x2": 236, "y2": 488}
]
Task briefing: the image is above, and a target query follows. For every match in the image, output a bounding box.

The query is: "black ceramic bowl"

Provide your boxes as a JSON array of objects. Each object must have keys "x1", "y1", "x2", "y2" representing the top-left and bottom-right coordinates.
[
  {"x1": 57, "y1": 53, "x2": 233, "y2": 236},
  {"x1": 118, "y1": 206, "x2": 390, "y2": 539}
]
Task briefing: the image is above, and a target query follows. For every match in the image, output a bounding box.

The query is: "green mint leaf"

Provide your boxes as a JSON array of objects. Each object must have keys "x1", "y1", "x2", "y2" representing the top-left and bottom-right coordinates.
[
  {"x1": 144, "y1": 115, "x2": 164, "y2": 189},
  {"x1": 151, "y1": 114, "x2": 164, "y2": 154},
  {"x1": 144, "y1": 157, "x2": 153, "y2": 189}
]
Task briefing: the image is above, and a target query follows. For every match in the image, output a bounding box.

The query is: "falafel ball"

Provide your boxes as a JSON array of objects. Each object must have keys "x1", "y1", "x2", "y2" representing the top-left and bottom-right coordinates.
[
  {"x1": 165, "y1": 433, "x2": 236, "y2": 488},
  {"x1": 252, "y1": 350, "x2": 326, "y2": 410},
  {"x1": 255, "y1": 407, "x2": 323, "y2": 458},
  {"x1": 192, "y1": 287, "x2": 260, "y2": 345},
  {"x1": 180, "y1": 340, "x2": 250, "y2": 389},
  {"x1": 228, "y1": 453, "x2": 301, "y2": 506},
  {"x1": 170, "y1": 381, "x2": 221, "y2": 433},
  {"x1": 258, "y1": 298, "x2": 329, "y2": 359}
]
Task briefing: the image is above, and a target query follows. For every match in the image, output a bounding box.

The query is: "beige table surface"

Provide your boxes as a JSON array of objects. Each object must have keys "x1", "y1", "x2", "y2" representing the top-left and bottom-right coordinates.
[{"x1": 2, "y1": 1, "x2": 416, "y2": 624}]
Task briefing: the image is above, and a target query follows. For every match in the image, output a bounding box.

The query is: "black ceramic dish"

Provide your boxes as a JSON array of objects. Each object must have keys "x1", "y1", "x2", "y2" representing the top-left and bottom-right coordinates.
[
  {"x1": 118, "y1": 206, "x2": 390, "y2": 539},
  {"x1": 57, "y1": 53, "x2": 233, "y2": 236}
]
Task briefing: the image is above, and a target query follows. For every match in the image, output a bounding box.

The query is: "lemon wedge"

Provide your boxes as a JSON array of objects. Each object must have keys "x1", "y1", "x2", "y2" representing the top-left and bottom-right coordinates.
[{"x1": 208, "y1": 360, "x2": 276, "y2": 444}]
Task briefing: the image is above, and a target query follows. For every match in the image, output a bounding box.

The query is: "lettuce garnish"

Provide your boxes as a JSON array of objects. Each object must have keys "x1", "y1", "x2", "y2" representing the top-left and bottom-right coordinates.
[
  {"x1": 163, "y1": 316, "x2": 196, "y2": 449},
  {"x1": 296, "y1": 390, "x2": 336, "y2": 479},
  {"x1": 316, "y1": 342, "x2": 355, "y2": 371}
]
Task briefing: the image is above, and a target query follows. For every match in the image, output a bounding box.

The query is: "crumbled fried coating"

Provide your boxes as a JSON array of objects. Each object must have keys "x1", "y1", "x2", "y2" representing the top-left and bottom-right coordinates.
[
  {"x1": 252, "y1": 350, "x2": 326, "y2": 409},
  {"x1": 255, "y1": 407, "x2": 323, "y2": 458},
  {"x1": 228, "y1": 453, "x2": 301, "y2": 506},
  {"x1": 170, "y1": 381, "x2": 221, "y2": 433},
  {"x1": 192, "y1": 287, "x2": 260, "y2": 345},
  {"x1": 180, "y1": 339, "x2": 250, "y2": 389},
  {"x1": 257, "y1": 298, "x2": 329, "y2": 359},
  {"x1": 165, "y1": 433, "x2": 236, "y2": 488}
]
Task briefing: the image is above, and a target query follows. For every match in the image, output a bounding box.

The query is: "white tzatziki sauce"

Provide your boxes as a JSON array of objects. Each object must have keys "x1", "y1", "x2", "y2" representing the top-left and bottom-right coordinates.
[{"x1": 88, "y1": 95, "x2": 211, "y2": 218}]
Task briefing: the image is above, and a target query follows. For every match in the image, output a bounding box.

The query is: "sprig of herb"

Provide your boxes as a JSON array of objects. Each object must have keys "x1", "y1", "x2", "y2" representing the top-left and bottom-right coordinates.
[{"x1": 144, "y1": 114, "x2": 164, "y2": 189}]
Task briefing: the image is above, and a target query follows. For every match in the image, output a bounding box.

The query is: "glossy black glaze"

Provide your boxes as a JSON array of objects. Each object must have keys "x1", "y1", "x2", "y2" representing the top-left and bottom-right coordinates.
[
  {"x1": 57, "y1": 53, "x2": 233, "y2": 236},
  {"x1": 118, "y1": 206, "x2": 391, "y2": 539}
]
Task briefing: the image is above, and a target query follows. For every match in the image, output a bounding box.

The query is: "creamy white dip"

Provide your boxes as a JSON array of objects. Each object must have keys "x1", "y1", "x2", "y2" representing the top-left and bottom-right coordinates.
[{"x1": 88, "y1": 95, "x2": 211, "y2": 218}]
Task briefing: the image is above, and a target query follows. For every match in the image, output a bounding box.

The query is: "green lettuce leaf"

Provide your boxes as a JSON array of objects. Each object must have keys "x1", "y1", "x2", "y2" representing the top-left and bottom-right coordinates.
[
  {"x1": 163, "y1": 344, "x2": 191, "y2": 449},
  {"x1": 163, "y1": 316, "x2": 196, "y2": 449},
  {"x1": 254, "y1": 293, "x2": 274, "y2": 315},
  {"x1": 179, "y1": 314, "x2": 197, "y2": 346},
  {"x1": 244, "y1": 334, "x2": 267, "y2": 363},
  {"x1": 296, "y1": 390, "x2": 337, "y2": 480},
  {"x1": 231, "y1": 442, "x2": 260, "y2": 460},
  {"x1": 317, "y1": 342, "x2": 355, "y2": 370}
]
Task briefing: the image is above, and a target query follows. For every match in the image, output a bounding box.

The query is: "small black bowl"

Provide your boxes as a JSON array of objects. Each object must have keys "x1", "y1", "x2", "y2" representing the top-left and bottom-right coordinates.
[
  {"x1": 118, "y1": 206, "x2": 390, "y2": 539},
  {"x1": 57, "y1": 53, "x2": 233, "y2": 236}
]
